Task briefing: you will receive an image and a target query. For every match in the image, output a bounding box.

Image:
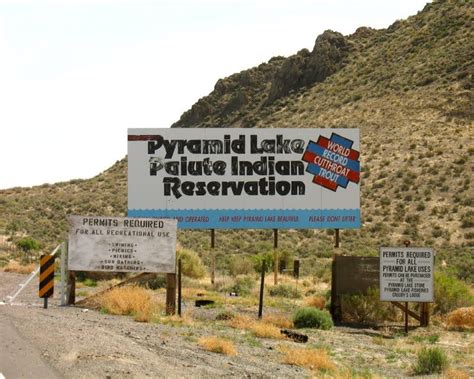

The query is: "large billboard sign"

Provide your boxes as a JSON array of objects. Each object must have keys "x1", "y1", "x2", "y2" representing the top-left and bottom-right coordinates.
[
  {"x1": 68, "y1": 216, "x2": 177, "y2": 273},
  {"x1": 380, "y1": 247, "x2": 434, "y2": 302},
  {"x1": 128, "y1": 128, "x2": 360, "y2": 229}
]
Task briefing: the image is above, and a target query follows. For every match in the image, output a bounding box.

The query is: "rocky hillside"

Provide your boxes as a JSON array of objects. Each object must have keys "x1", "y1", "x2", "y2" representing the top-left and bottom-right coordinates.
[{"x1": 1, "y1": 0, "x2": 472, "y2": 280}]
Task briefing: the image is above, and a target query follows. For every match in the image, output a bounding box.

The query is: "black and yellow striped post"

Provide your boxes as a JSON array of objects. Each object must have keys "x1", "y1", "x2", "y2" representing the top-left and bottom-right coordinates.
[{"x1": 39, "y1": 255, "x2": 55, "y2": 309}]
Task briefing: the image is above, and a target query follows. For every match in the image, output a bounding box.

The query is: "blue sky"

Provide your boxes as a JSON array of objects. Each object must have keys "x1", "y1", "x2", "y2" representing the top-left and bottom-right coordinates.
[{"x1": 0, "y1": 0, "x2": 429, "y2": 189}]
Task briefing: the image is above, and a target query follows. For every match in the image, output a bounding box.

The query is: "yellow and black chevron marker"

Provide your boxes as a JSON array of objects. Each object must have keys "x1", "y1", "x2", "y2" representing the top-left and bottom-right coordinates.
[{"x1": 39, "y1": 255, "x2": 55, "y2": 299}]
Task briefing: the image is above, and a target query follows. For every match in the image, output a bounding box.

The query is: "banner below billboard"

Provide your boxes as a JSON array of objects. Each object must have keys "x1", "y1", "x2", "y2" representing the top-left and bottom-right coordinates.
[{"x1": 128, "y1": 128, "x2": 360, "y2": 229}]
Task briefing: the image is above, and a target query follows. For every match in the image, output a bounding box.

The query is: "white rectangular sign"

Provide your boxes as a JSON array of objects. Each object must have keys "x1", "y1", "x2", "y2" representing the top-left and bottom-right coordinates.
[
  {"x1": 380, "y1": 247, "x2": 434, "y2": 302},
  {"x1": 128, "y1": 128, "x2": 360, "y2": 229},
  {"x1": 68, "y1": 216, "x2": 177, "y2": 273}
]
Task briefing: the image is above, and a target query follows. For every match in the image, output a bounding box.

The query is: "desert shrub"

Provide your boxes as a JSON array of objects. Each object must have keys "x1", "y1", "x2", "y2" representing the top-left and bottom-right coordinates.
[
  {"x1": 198, "y1": 336, "x2": 236, "y2": 356},
  {"x1": 305, "y1": 296, "x2": 326, "y2": 310},
  {"x1": 177, "y1": 248, "x2": 207, "y2": 279},
  {"x1": 3, "y1": 260, "x2": 36, "y2": 274},
  {"x1": 215, "y1": 310, "x2": 235, "y2": 321},
  {"x1": 251, "y1": 252, "x2": 274, "y2": 273},
  {"x1": 293, "y1": 307, "x2": 333, "y2": 329},
  {"x1": 143, "y1": 274, "x2": 167, "y2": 290},
  {"x1": 227, "y1": 275, "x2": 255, "y2": 296},
  {"x1": 340, "y1": 287, "x2": 398, "y2": 324},
  {"x1": 83, "y1": 278, "x2": 97, "y2": 287},
  {"x1": 434, "y1": 272, "x2": 474, "y2": 314},
  {"x1": 228, "y1": 255, "x2": 254, "y2": 277},
  {"x1": 269, "y1": 283, "x2": 301, "y2": 298},
  {"x1": 16, "y1": 237, "x2": 40, "y2": 263},
  {"x1": 445, "y1": 307, "x2": 474, "y2": 330},
  {"x1": 460, "y1": 210, "x2": 474, "y2": 228},
  {"x1": 413, "y1": 347, "x2": 448, "y2": 375}
]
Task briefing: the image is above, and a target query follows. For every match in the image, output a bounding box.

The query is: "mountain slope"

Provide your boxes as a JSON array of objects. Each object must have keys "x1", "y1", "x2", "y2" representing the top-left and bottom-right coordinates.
[{"x1": 1, "y1": 0, "x2": 472, "y2": 280}]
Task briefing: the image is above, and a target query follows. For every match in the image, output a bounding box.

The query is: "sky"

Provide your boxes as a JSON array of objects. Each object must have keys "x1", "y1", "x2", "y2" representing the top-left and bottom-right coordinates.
[{"x1": 0, "y1": 0, "x2": 429, "y2": 189}]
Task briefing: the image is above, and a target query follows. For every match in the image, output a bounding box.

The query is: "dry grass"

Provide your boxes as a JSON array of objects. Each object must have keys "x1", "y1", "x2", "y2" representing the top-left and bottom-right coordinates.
[
  {"x1": 305, "y1": 296, "x2": 326, "y2": 310},
  {"x1": 227, "y1": 314, "x2": 286, "y2": 339},
  {"x1": 250, "y1": 322, "x2": 284, "y2": 339},
  {"x1": 227, "y1": 314, "x2": 254, "y2": 330},
  {"x1": 443, "y1": 369, "x2": 471, "y2": 379},
  {"x1": 263, "y1": 313, "x2": 293, "y2": 329},
  {"x1": 3, "y1": 260, "x2": 36, "y2": 274},
  {"x1": 198, "y1": 336, "x2": 237, "y2": 356},
  {"x1": 446, "y1": 307, "x2": 474, "y2": 330},
  {"x1": 281, "y1": 346, "x2": 336, "y2": 372},
  {"x1": 98, "y1": 286, "x2": 155, "y2": 322},
  {"x1": 159, "y1": 311, "x2": 194, "y2": 327}
]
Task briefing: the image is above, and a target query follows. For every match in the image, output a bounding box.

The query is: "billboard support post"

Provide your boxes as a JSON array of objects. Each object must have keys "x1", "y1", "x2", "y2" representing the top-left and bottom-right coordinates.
[
  {"x1": 67, "y1": 271, "x2": 76, "y2": 305},
  {"x1": 178, "y1": 259, "x2": 182, "y2": 317},
  {"x1": 258, "y1": 260, "x2": 266, "y2": 319},
  {"x1": 334, "y1": 229, "x2": 340, "y2": 248},
  {"x1": 273, "y1": 229, "x2": 278, "y2": 285},
  {"x1": 166, "y1": 273, "x2": 176, "y2": 315},
  {"x1": 211, "y1": 229, "x2": 215, "y2": 285}
]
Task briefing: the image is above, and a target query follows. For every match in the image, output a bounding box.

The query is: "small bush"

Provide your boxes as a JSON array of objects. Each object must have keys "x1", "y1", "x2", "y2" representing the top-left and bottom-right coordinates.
[
  {"x1": 305, "y1": 296, "x2": 326, "y2": 310},
  {"x1": 446, "y1": 307, "x2": 474, "y2": 330},
  {"x1": 293, "y1": 307, "x2": 333, "y2": 329},
  {"x1": 340, "y1": 287, "x2": 398, "y2": 324},
  {"x1": 143, "y1": 274, "x2": 167, "y2": 290},
  {"x1": 98, "y1": 286, "x2": 154, "y2": 322},
  {"x1": 434, "y1": 272, "x2": 474, "y2": 314},
  {"x1": 215, "y1": 310, "x2": 235, "y2": 321},
  {"x1": 198, "y1": 336, "x2": 236, "y2": 356},
  {"x1": 3, "y1": 260, "x2": 36, "y2": 274},
  {"x1": 228, "y1": 255, "x2": 254, "y2": 277},
  {"x1": 269, "y1": 283, "x2": 301, "y2": 298},
  {"x1": 83, "y1": 278, "x2": 97, "y2": 287},
  {"x1": 177, "y1": 248, "x2": 207, "y2": 279},
  {"x1": 413, "y1": 347, "x2": 448, "y2": 375},
  {"x1": 228, "y1": 275, "x2": 255, "y2": 296}
]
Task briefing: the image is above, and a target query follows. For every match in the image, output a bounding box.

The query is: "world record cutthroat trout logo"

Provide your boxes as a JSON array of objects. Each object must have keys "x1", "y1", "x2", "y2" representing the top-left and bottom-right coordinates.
[{"x1": 302, "y1": 133, "x2": 360, "y2": 191}]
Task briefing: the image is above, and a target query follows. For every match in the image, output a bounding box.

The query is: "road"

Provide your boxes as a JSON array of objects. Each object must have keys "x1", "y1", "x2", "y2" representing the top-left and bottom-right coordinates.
[{"x1": 0, "y1": 311, "x2": 61, "y2": 379}]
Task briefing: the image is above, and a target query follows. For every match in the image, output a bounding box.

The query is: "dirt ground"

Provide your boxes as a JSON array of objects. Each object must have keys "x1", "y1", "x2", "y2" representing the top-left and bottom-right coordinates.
[{"x1": 1, "y1": 271, "x2": 472, "y2": 378}]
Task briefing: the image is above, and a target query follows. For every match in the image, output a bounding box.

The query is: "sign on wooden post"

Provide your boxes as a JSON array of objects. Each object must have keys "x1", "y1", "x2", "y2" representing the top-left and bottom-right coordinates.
[
  {"x1": 39, "y1": 255, "x2": 55, "y2": 308},
  {"x1": 380, "y1": 247, "x2": 434, "y2": 302},
  {"x1": 39, "y1": 255, "x2": 55, "y2": 298}
]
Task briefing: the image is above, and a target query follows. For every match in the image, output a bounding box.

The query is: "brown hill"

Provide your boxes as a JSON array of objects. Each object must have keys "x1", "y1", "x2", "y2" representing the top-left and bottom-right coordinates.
[{"x1": 0, "y1": 0, "x2": 472, "y2": 281}]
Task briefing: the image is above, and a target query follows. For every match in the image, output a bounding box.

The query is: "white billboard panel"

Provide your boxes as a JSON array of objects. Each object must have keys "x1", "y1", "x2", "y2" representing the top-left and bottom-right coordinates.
[
  {"x1": 128, "y1": 128, "x2": 360, "y2": 229},
  {"x1": 380, "y1": 247, "x2": 434, "y2": 302},
  {"x1": 68, "y1": 216, "x2": 177, "y2": 273}
]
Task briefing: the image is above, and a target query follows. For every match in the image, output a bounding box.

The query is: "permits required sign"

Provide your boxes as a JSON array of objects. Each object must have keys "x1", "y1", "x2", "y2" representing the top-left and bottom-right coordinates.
[
  {"x1": 380, "y1": 247, "x2": 434, "y2": 302},
  {"x1": 68, "y1": 216, "x2": 177, "y2": 273},
  {"x1": 128, "y1": 128, "x2": 360, "y2": 229}
]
